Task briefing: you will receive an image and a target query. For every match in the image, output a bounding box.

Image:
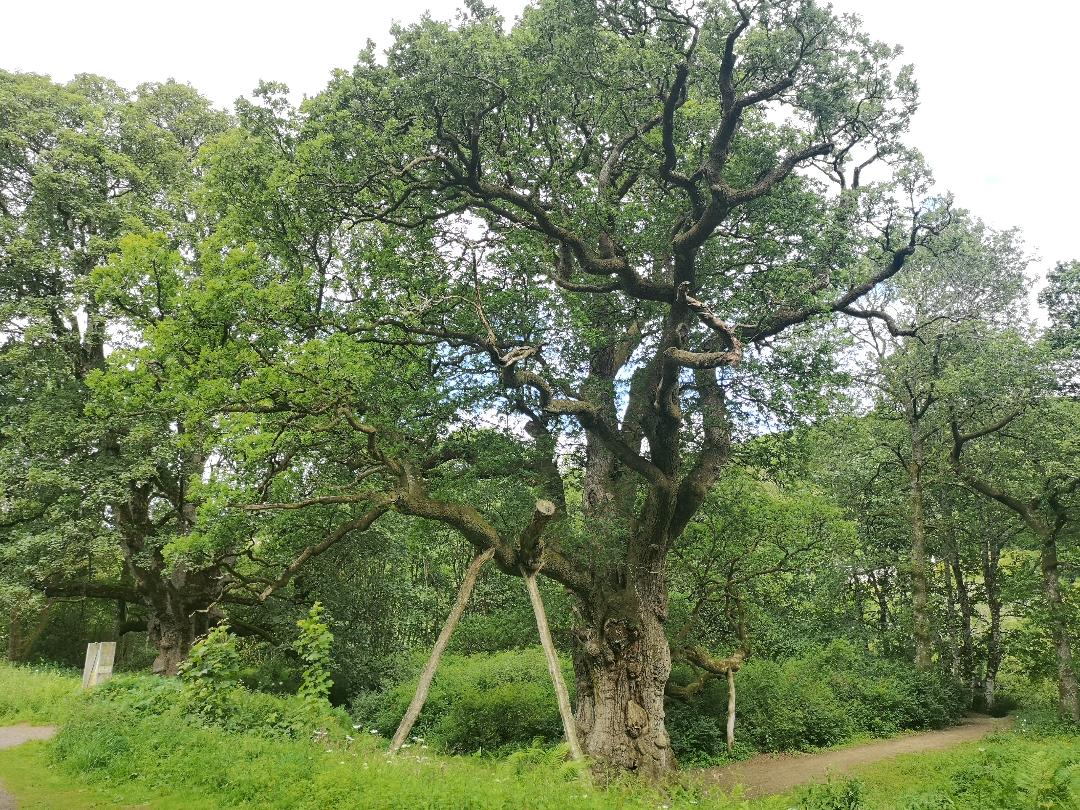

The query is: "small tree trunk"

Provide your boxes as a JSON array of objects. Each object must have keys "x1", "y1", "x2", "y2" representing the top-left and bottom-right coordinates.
[
  {"x1": 943, "y1": 561, "x2": 958, "y2": 675},
  {"x1": 982, "y1": 535, "x2": 1003, "y2": 711},
  {"x1": 869, "y1": 569, "x2": 891, "y2": 654},
  {"x1": 907, "y1": 441, "x2": 932, "y2": 670},
  {"x1": 725, "y1": 668, "x2": 736, "y2": 753},
  {"x1": 389, "y1": 547, "x2": 495, "y2": 754},
  {"x1": 852, "y1": 570, "x2": 870, "y2": 651},
  {"x1": 950, "y1": 557, "x2": 975, "y2": 695},
  {"x1": 524, "y1": 571, "x2": 583, "y2": 761},
  {"x1": 940, "y1": 494, "x2": 975, "y2": 696},
  {"x1": 6, "y1": 609, "x2": 20, "y2": 662},
  {"x1": 1040, "y1": 533, "x2": 1080, "y2": 720},
  {"x1": 114, "y1": 600, "x2": 127, "y2": 642}
]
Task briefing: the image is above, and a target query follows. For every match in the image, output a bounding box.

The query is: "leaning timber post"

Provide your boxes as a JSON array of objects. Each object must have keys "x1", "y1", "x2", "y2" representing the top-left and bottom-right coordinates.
[
  {"x1": 726, "y1": 668, "x2": 736, "y2": 753},
  {"x1": 524, "y1": 570, "x2": 584, "y2": 762},
  {"x1": 518, "y1": 498, "x2": 584, "y2": 762},
  {"x1": 389, "y1": 546, "x2": 496, "y2": 754}
]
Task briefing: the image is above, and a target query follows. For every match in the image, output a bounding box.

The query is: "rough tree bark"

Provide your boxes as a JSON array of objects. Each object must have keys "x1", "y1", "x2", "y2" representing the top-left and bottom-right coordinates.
[
  {"x1": 572, "y1": 568, "x2": 675, "y2": 777},
  {"x1": 1040, "y1": 533, "x2": 1080, "y2": 720}
]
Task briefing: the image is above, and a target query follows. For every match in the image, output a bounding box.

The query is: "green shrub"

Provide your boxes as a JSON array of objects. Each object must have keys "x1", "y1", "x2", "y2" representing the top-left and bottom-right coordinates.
[
  {"x1": 238, "y1": 648, "x2": 303, "y2": 695},
  {"x1": 119, "y1": 625, "x2": 350, "y2": 740},
  {"x1": 353, "y1": 649, "x2": 573, "y2": 754},
  {"x1": 86, "y1": 672, "x2": 183, "y2": 717},
  {"x1": 735, "y1": 657, "x2": 854, "y2": 751},
  {"x1": 664, "y1": 698, "x2": 735, "y2": 766},
  {"x1": 795, "y1": 778, "x2": 866, "y2": 809},
  {"x1": 666, "y1": 640, "x2": 967, "y2": 762},
  {"x1": 179, "y1": 624, "x2": 242, "y2": 723},
  {"x1": 437, "y1": 680, "x2": 564, "y2": 754},
  {"x1": 947, "y1": 740, "x2": 1080, "y2": 809},
  {"x1": 296, "y1": 602, "x2": 334, "y2": 706}
]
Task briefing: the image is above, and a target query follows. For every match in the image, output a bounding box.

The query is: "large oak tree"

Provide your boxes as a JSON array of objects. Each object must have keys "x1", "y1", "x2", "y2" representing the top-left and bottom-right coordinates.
[{"x1": 167, "y1": 0, "x2": 948, "y2": 776}]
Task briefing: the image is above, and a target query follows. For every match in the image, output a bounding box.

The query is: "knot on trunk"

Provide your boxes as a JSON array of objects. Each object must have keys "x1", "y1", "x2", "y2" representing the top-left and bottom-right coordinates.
[
  {"x1": 625, "y1": 699, "x2": 649, "y2": 739},
  {"x1": 603, "y1": 617, "x2": 632, "y2": 650}
]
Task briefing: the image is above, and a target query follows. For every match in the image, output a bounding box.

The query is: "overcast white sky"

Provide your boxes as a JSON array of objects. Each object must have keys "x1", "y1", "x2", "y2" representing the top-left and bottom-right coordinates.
[{"x1": 4, "y1": 1, "x2": 1077, "y2": 286}]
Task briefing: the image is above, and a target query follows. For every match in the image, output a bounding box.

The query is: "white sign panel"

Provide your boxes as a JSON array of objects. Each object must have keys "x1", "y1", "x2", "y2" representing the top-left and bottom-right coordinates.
[{"x1": 81, "y1": 641, "x2": 116, "y2": 688}]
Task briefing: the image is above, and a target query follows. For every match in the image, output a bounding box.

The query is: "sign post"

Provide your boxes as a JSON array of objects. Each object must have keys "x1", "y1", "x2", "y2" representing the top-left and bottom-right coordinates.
[{"x1": 81, "y1": 641, "x2": 116, "y2": 688}]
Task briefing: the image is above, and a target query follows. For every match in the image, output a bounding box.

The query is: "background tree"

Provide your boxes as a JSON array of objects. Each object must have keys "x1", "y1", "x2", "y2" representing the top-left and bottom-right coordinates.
[
  {"x1": 842, "y1": 217, "x2": 1028, "y2": 669},
  {"x1": 945, "y1": 330, "x2": 1080, "y2": 721},
  {"x1": 0, "y1": 70, "x2": 235, "y2": 673}
]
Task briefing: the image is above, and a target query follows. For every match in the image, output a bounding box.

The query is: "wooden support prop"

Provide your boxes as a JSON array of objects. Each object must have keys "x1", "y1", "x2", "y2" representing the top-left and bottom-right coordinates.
[
  {"x1": 517, "y1": 498, "x2": 583, "y2": 762},
  {"x1": 524, "y1": 571, "x2": 584, "y2": 762},
  {"x1": 389, "y1": 547, "x2": 496, "y2": 754}
]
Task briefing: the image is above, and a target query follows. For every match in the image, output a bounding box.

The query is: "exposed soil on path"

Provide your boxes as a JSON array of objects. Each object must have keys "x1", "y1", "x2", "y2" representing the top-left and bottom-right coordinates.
[
  {"x1": 0, "y1": 725, "x2": 58, "y2": 810},
  {"x1": 698, "y1": 714, "x2": 1012, "y2": 799}
]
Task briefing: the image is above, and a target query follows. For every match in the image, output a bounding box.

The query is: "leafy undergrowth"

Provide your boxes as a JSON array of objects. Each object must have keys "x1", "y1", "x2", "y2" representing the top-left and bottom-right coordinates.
[
  {"x1": 0, "y1": 660, "x2": 80, "y2": 724},
  {"x1": 0, "y1": 664, "x2": 1074, "y2": 809},
  {"x1": 826, "y1": 733, "x2": 1080, "y2": 809},
  {"x1": 354, "y1": 642, "x2": 968, "y2": 767},
  {"x1": 43, "y1": 699, "x2": 730, "y2": 810},
  {"x1": 668, "y1": 641, "x2": 967, "y2": 767}
]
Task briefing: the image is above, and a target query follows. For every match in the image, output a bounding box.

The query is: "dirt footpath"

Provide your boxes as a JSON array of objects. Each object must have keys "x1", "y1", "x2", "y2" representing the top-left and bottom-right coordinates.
[
  {"x1": 0, "y1": 725, "x2": 58, "y2": 810},
  {"x1": 699, "y1": 714, "x2": 1011, "y2": 799}
]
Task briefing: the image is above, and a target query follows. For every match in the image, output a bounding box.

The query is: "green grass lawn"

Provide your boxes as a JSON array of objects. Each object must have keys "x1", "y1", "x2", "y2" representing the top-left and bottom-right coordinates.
[
  {"x1": 0, "y1": 662, "x2": 1074, "y2": 809},
  {"x1": 0, "y1": 741, "x2": 217, "y2": 809},
  {"x1": 3, "y1": 728, "x2": 1074, "y2": 810}
]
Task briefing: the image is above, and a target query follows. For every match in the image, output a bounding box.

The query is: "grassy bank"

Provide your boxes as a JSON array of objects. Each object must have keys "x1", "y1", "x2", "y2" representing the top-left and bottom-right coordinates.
[
  {"x1": 0, "y1": 662, "x2": 1075, "y2": 809},
  {"x1": 0, "y1": 661, "x2": 79, "y2": 724}
]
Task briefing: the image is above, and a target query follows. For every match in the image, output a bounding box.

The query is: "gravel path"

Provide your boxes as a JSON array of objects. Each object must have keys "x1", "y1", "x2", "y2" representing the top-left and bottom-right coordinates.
[
  {"x1": 698, "y1": 714, "x2": 1011, "y2": 799},
  {"x1": 0, "y1": 725, "x2": 58, "y2": 810}
]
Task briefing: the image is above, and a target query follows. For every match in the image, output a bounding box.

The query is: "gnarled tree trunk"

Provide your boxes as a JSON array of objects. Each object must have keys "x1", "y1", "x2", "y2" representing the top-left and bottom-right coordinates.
[
  {"x1": 145, "y1": 590, "x2": 214, "y2": 675},
  {"x1": 571, "y1": 569, "x2": 674, "y2": 779}
]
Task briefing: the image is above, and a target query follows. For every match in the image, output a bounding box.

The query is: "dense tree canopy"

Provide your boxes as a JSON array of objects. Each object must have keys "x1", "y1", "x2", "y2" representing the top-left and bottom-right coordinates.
[{"x1": 1, "y1": 0, "x2": 1077, "y2": 781}]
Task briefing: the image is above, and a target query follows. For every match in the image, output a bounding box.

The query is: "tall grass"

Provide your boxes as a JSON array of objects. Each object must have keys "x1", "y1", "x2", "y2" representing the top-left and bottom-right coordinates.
[{"x1": 0, "y1": 660, "x2": 80, "y2": 723}]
